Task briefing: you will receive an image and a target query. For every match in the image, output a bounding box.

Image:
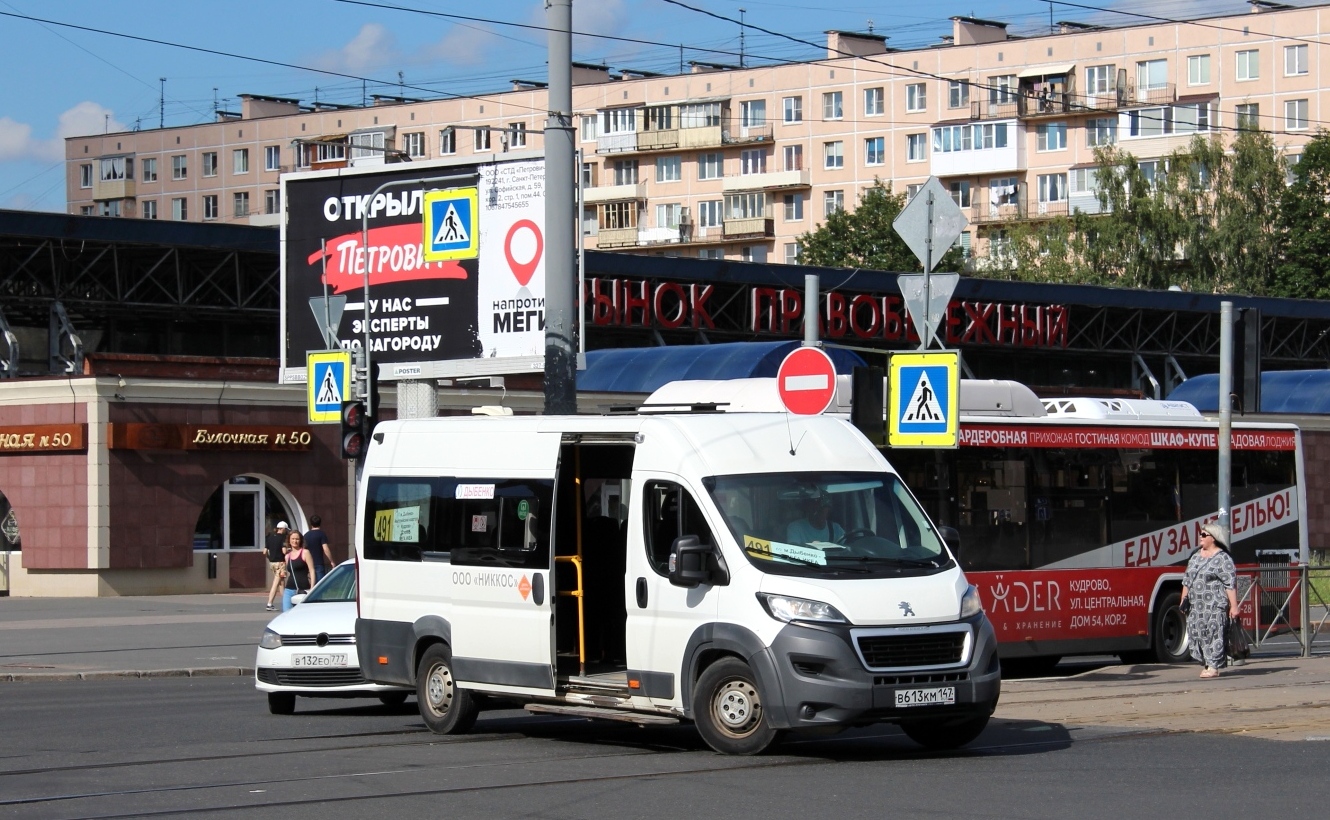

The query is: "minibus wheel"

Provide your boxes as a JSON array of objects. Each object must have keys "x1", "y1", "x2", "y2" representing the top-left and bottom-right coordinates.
[
  {"x1": 267, "y1": 692, "x2": 296, "y2": 715},
  {"x1": 416, "y1": 644, "x2": 478, "y2": 734},
  {"x1": 900, "y1": 713, "x2": 989, "y2": 750},
  {"x1": 694, "y1": 658, "x2": 782, "y2": 755}
]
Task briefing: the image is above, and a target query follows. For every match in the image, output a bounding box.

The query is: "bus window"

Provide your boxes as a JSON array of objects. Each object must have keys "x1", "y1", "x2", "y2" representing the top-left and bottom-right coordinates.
[
  {"x1": 1108, "y1": 452, "x2": 1182, "y2": 543},
  {"x1": 1029, "y1": 450, "x2": 1108, "y2": 568}
]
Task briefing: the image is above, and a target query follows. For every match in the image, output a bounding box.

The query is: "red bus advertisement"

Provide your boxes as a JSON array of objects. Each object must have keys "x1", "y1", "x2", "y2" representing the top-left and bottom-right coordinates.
[{"x1": 887, "y1": 392, "x2": 1306, "y2": 666}]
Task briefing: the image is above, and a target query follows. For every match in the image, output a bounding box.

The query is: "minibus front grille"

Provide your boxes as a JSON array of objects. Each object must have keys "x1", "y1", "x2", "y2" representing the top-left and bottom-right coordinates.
[
  {"x1": 257, "y1": 668, "x2": 366, "y2": 687},
  {"x1": 855, "y1": 633, "x2": 966, "y2": 668},
  {"x1": 873, "y1": 671, "x2": 968, "y2": 686}
]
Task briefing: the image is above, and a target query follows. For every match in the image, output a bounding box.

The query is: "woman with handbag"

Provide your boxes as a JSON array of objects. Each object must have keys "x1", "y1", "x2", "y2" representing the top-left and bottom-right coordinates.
[{"x1": 1180, "y1": 522, "x2": 1240, "y2": 678}]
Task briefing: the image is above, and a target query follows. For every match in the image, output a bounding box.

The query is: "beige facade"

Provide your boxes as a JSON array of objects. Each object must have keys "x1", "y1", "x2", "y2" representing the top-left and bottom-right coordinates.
[{"x1": 65, "y1": 3, "x2": 1329, "y2": 263}]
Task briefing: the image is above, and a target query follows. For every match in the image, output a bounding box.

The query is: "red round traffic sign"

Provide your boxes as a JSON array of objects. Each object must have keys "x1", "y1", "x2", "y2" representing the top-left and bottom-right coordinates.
[{"x1": 776, "y1": 346, "x2": 838, "y2": 415}]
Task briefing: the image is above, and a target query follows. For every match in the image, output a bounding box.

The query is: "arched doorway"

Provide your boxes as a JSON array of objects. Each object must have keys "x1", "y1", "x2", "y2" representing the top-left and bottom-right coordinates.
[
  {"x1": 0, "y1": 489, "x2": 18, "y2": 552},
  {"x1": 193, "y1": 474, "x2": 304, "y2": 553}
]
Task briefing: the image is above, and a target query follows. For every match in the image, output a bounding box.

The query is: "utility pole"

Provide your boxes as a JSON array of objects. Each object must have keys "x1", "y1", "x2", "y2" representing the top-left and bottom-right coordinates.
[
  {"x1": 159, "y1": 78, "x2": 166, "y2": 129},
  {"x1": 544, "y1": 0, "x2": 577, "y2": 414},
  {"x1": 739, "y1": 8, "x2": 746, "y2": 69}
]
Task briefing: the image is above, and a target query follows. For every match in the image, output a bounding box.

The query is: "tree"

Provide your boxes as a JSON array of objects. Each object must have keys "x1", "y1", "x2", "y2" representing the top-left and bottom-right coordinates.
[
  {"x1": 798, "y1": 181, "x2": 965, "y2": 272},
  {"x1": 1274, "y1": 130, "x2": 1330, "y2": 300}
]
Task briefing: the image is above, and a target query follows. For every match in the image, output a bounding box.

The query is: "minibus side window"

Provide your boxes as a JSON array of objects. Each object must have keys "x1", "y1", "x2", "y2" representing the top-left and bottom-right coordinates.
[
  {"x1": 363, "y1": 478, "x2": 432, "y2": 562},
  {"x1": 445, "y1": 479, "x2": 554, "y2": 570},
  {"x1": 642, "y1": 480, "x2": 714, "y2": 576}
]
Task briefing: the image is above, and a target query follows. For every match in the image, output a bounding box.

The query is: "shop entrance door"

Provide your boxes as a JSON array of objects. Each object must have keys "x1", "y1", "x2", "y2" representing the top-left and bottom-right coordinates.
[{"x1": 223, "y1": 482, "x2": 264, "y2": 551}]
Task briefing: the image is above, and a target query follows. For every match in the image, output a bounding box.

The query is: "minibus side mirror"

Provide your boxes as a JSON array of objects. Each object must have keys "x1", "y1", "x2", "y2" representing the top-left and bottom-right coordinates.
[
  {"x1": 668, "y1": 535, "x2": 713, "y2": 588},
  {"x1": 938, "y1": 526, "x2": 961, "y2": 561}
]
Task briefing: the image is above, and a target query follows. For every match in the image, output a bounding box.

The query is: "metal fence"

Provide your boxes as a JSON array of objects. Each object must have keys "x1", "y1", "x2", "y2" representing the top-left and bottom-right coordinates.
[{"x1": 1231, "y1": 562, "x2": 1330, "y2": 657}]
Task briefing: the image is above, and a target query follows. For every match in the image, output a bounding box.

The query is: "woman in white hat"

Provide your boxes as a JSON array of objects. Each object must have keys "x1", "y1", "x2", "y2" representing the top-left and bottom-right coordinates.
[{"x1": 1180, "y1": 522, "x2": 1240, "y2": 678}]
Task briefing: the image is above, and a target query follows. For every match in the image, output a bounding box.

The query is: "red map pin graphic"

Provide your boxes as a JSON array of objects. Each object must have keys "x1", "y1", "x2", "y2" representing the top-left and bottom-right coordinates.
[{"x1": 504, "y1": 219, "x2": 543, "y2": 287}]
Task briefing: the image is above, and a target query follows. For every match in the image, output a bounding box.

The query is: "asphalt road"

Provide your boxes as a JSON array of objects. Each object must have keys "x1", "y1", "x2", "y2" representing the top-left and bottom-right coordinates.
[{"x1": 2, "y1": 675, "x2": 1327, "y2": 820}]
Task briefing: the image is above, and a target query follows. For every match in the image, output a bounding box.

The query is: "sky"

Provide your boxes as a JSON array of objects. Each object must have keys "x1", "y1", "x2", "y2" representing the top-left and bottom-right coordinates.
[{"x1": 0, "y1": 0, "x2": 1266, "y2": 211}]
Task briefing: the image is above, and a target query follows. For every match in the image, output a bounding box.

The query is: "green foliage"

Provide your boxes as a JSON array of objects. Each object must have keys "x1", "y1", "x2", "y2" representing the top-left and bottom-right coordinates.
[
  {"x1": 798, "y1": 181, "x2": 965, "y2": 272},
  {"x1": 1274, "y1": 130, "x2": 1330, "y2": 300}
]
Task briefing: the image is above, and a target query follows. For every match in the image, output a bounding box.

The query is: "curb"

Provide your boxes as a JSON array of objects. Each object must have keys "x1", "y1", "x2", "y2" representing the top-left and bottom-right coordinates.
[{"x1": 2, "y1": 667, "x2": 253, "y2": 683}]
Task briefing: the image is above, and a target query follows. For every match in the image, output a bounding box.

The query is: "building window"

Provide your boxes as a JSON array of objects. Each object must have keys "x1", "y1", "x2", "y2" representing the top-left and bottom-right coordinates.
[
  {"x1": 740, "y1": 149, "x2": 767, "y2": 175},
  {"x1": 907, "y1": 133, "x2": 927, "y2": 161},
  {"x1": 98, "y1": 157, "x2": 132, "y2": 181},
  {"x1": 656, "y1": 155, "x2": 682, "y2": 182},
  {"x1": 509, "y1": 122, "x2": 527, "y2": 148},
  {"x1": 233, "y1": 191, "x2": 250, "y2": 218},
  {"x1": 202, "y1": 152, "x2": 218, "y2": 177},
  {"x1": 79, "y1": 164, "x2": 93, "y2": 188},
  {"x1": 822, "y1": 91, "x2": 843, "y2": 120},
  {"x1": 1236, "y1": 49, "x2": 1259, "y2": 82},
  {"x1": 724, "y1": 191, "x2": 766, "y2": 219},
  {"x1": 656, "y1": 203, "x2": 682, "y2": 230},
  {"x1": 783, "y1": 193, "x2": 803, "y2": 221},
  {"x1": 865, "y1": 136, "x2": 885, "y2": 165},
  {"x1": 580, "y1": 115, "x2": 598, "y2": 141},
  {"x1": 1174, "y1": 102, "x2": 1212, "y2": 133},
  {"x1": 740, "y1": 99, "x2": 767, "y2": 127},
  {"x1": 906, "y1": 83, "x2": 927, "y2": 112},
  {"x1": 613, "y1": 159, "x2": 638, "y2": 185},
  {"x1": 265, "y1": 189, "x2": 281, "y2": 215},
  {"x1": 1038, "y1": 173, "x2": 1067, "y2": 203},
  {"x1": 697, "y1": 248, "x2": 723, "y2": 260},
  {"x1": 202, "y1": 195, "x2": 218, "y2": 220},
  {"x1": 947, "y1": 80, "x2": 969, "y2": 109},
  {"x1": 1138, "y1": 160, "x2": 1163, "y2": 189},
  {"x1": 172, "y1": 197, "x2": 187, "y2": 220},
  {"x1": 79, "y1": 205, "x2": 93, "y2": 215},
  {"x1": 782, "y1": 144, "x2": 803, "y2": 171},
  {"x1": 141, "y1": 200, "x2": 157, "y2": 220},
  {"x1": 1286, "y1": 99, "x2": 1309, "y2": 131},
  {"x1": 1236, "y1": 103, "x2": 1260, "y2": 130},
  {"x1": 1285, "y1": 44, "x2": 1309, "y2": 76},
  {"x1": 680, "y1": 103, "x2": 721, "y2": 128},
  {"x1": 439, "y1": 127, "x2": 456, "y2": 154},
  {"x1": 232, "y1": 148, "x2": 249, "y2": 175},
  {"x1": 141, "y1": 157, "x2": 157, "y2": 183},
  {"x1": 823, "y1": 141, "x2": 844, "y2": 169},
  {"x1": 264, "y1": 145, "x2": 281, "y2": 171},
  {"x1": 1085, "y1": 64, "x2": 1114, "y2": 96},
  {"x1": 474, "y1": 128, "x2": 491, "y2": 151},
  {"x1": 784, "y1": 242, "x2": 801, "y2": 265},
  {"x1": 1136, "y1": 59, "x2": 1167, "y2": 91},
  {"x1": 99, "y1": 200, "x2": 122, "y2": 217},
  {"x1": 1037, "y1": 122, "x2": 1067, "y2": 151},
  {"x1": 783, "y1": 96, "x2": 803, "y2": 123},
  {"x1": 698, "y1": 152, "x2": 723, "y2": 180},
  {"x1": 602, "y1": 108, "x2": 636, "y2": 134},
  {"x1": 856, "y1": 87, "x2": 881, "y2": 118},
  {"x1": 949, "y1": 181, "x2": 971, "y2": 208},
  {"x1": 1128, "y1": 107, "x2": 1168, "y2": 137},
  {"x1": 697, "y1": 199, "x2": 723, "y2": 228},
  {"x1": 598, "y1": 201, "x2": 638, "y2": 230},
  {"x1": 989, "y1": 75, "x2": 1016, "y2": 105},
  {"x1": 402, "y1": 132, "x2": 425, "y2": 157},
  {"x1": 1087, "y1": 118, "x2": 1116, "y2": 146},
  {"x1": 581, "y1": 162, "x2": 597, "y2": 188},
  {"x1": 739, "y1": 246, "x2": 767, "y2": 263},
  {"x1": 824, "y1": 189, "x2": 844, "y2": 216},
  {"x1": 990, "y1": 177, "x2": 1019, "y2": 206},
  {"x1": 1188, "y1": 55, "x2": 1210, "y2": 86}
]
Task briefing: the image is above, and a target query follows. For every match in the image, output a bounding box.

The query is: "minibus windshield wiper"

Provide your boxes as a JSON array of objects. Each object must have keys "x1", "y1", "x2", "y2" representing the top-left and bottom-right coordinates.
[{"x1": 829, "y1": 555, "x2": 942, "y2": 568}]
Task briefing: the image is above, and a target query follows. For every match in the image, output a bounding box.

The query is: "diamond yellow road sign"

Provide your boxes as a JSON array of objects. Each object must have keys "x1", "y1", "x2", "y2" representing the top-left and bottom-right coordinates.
[
  {"x1": 423, "y1": 187, "x2": 479, "y2": 262},
  {"x1": 888, "y1": 351, "x2": 960, "y2": 448}
]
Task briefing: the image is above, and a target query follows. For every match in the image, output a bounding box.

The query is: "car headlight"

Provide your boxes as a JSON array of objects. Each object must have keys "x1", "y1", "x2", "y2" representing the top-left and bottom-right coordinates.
[
  {"x1": 758, "y1": 593, "x2": 847, "y2": 624},
  {"x1": 259, "y1": 629, "x2": 283, "y2": 650},
  {"x1": 960, "y1": 584, "x2": 983, "y2": 618}
]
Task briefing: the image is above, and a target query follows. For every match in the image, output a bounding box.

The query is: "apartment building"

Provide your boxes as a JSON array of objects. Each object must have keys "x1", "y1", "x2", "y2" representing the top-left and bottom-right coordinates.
[{"x1": 66, "y1": 2, "x2": 1328, "y2": 264}]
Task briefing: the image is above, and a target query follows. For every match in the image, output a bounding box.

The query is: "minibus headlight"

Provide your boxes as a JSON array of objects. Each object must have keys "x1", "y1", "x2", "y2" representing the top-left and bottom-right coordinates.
[
  {"x1": 758, "y1": 593, "x2": 847, "y2": 624},
  {"x1": 960, "y1": 585, "x2": 983, "y2": 619},
  {"x1": 259, "y1": 629, "x2": 283, "y2": 650}
]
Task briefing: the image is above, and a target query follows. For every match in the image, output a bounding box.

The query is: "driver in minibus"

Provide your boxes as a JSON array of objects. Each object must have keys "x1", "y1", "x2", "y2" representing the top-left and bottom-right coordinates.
[{"x1": 786, "y1": 490, "x2": 845, "y2": 546}]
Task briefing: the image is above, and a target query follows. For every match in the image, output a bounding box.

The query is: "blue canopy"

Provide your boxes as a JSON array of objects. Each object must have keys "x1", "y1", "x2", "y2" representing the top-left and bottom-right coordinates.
[
  {"x1": 1169, "y1": 370, "x2": 1330, "y2": 414},
  {"x1": 578, "y1": 341, "x2": 868, "y2": 394}
]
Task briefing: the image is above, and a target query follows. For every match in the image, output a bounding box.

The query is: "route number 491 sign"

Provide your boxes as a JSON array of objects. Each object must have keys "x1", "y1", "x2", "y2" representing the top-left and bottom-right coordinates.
[{"x1": 888, "y1": 351, "x2": 960, "y2": 448}]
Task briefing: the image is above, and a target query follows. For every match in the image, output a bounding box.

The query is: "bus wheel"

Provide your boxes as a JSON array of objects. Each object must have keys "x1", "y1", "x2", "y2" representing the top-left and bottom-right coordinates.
[
  {"x1": 1152, "y1": 591, "x2": 1190, "y2": 663},
  {"x1": 416, "y1": 644, "x2": 478, "y2": 735},
  {"x1": 267, "y1": 692, "x2": 296, "y2": 715},
  {"x1": 694, "y1": 658, "x2": 782, "y2": 755},
  {"x1": 900, "y1": 713, "x2": 990, "y2": 750}
]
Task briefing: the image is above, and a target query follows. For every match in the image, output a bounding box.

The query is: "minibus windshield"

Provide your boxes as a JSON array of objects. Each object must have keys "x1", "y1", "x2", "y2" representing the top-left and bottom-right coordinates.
[{"x1": 706, "y1": 472, "x2": 950, "y2": 577}]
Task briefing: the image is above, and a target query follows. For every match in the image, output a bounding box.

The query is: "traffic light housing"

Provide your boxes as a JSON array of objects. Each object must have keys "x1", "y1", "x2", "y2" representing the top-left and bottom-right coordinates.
[{"x1": 340, "y1": 400, "x2": 368, "y2": 459}]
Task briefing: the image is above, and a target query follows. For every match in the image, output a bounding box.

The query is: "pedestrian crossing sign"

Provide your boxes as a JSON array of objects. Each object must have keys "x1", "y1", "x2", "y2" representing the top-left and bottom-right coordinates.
[
  {"x1": 307, "y1": 350, "x2": 352, "y2": 424},
  {"x1": 888, "y1": 351, "x2": 960, "y2": 448},
  {"x1": 423, "y1": 187, "x2": 479, "y2": 262}
]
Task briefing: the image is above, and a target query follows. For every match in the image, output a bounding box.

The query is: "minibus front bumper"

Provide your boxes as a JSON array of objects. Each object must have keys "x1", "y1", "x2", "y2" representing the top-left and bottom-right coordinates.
[{"x1": 751, "y1": 612, "x2": 1000, "y2": 730}]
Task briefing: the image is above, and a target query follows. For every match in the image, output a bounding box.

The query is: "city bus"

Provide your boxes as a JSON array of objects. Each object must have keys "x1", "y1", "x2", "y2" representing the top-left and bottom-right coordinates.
[{"x1": 885, "y1": 382, "x2": 1306, "y2": 667}]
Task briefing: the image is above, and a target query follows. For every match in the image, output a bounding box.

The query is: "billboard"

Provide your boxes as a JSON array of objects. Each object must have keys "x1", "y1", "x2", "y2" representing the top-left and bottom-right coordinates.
[{"x1": 280, "y1": 153, "x2": 547, "y2": 383}]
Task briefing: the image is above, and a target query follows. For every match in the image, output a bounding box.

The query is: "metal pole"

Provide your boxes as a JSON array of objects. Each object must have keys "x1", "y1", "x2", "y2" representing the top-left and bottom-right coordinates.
[
  {"x1": 921, "y1": 191, "x2": 934, "y2": 351},
  {"x1": 544, "y1": 0, "x2": 578, "y2": 415},
  {"x1": 1302, "y1": 563, "x2": 1311, "y2": 657},
  {"x1": 1219, "y1": 301, "x2": 1233, "y2": 541},
  {"x1": 320, "y1": 238, "x2": 334, "y2": 349},
  {"x1": 803, "y1": 274, "x2": 819, "y2": 345},
  {"x1": 576, "y1": 148, "x2": 586, "y2": 368}
]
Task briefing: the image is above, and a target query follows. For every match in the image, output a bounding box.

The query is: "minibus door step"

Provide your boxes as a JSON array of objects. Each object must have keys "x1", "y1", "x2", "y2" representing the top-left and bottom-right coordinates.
[{"x1": 524, "y1": 703, "x2": 680, "y2": 725}]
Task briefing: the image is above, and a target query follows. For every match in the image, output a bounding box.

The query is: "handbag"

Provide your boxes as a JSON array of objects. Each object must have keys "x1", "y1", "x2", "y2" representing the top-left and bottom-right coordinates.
[
  {"x1": 1180, "y1": 596, "x2": 1191, "y2": 616},
  {"x1": 1227, "y1": 618, "x2": 1251, "y2": 660}
]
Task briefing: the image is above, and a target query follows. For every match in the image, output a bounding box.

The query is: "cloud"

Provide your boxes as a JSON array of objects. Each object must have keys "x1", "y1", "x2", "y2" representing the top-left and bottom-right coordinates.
[
  {"x1": 428, "y1": 26, "x2": 501, "y2": 67},
  {"x1": 0, "y1": 102, "x2": 122, "y2": 163},
  {"x1": 313, "y1": 23, "x2": 399, "y2": 72}
]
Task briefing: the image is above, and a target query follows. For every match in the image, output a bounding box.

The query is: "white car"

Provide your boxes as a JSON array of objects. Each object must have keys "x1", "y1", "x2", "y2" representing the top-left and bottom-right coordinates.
[{"x1": 255, "y1": 562, "x2": 411, "y2": 714}]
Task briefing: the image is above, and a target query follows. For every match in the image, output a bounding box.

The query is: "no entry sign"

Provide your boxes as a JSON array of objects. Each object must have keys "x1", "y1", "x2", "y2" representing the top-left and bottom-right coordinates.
[{"x1": 777, "y1": 346, "x2": 838, "y2": 415}]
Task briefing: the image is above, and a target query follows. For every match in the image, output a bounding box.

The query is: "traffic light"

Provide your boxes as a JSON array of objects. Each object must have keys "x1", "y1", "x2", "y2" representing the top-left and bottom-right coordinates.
[{"x1": 340, "y1": 400, "x2": 368, "y2": 459}]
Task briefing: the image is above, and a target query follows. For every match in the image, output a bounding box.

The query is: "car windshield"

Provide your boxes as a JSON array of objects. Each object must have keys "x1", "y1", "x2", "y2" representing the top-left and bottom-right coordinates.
[
  {"x1": 301, "y1": 562, "x2": 356, "y2": 603},
  {"x1": 706, "y1": 471, "x2": 950, "y2": 578}
]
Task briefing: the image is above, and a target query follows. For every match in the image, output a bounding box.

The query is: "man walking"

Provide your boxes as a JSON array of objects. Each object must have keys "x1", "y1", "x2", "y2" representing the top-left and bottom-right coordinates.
[
  {"x1": 304, "y1": 515, "x2": 335, "y2": 583},
  {"x1": 264, "y1": 521, "x2": 289, "y2": 611}
]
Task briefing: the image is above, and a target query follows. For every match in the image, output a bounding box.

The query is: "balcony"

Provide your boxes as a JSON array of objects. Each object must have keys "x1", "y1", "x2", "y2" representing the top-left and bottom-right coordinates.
[
  {"x1": 596, "y1": 226, "x2": 640, "y2": 248},
  {"x1": 1125, "y1": 83, "x2": 1177, "y2": 107},
  {"x1": 679, "y1": 124, "x2": 724, "y2": 149},
  {"x1": 722, "y1": 169, "x2": 810, "y2": 192},
  {"x1": 722, "y1": 217, "x2": 774, "y2": 239},
  {"x1": 638, "y1": 128, "x2": 679, "y2": 151},
  {"x1": 93, "y1": 177, "x2": 135, "y2": 201},
  {"x1": 583, "y1": 181, "x2": 647, "y2": 205},
  {"x1": 966, "y1": 195, "x2": 1074, "y2": 224},
  {"x1": 971, "y1": 100, "x2": 1019, "y2": 121},
  {"x1": 597, "y1": 131, "x2": 638, "y2": 154},
  {"x1": 724, "y1": 122, "x2": 773, "y2": 144}
]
